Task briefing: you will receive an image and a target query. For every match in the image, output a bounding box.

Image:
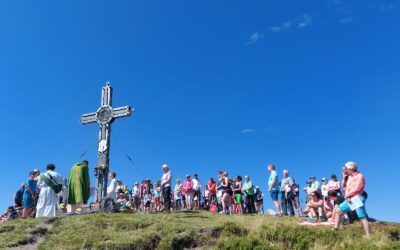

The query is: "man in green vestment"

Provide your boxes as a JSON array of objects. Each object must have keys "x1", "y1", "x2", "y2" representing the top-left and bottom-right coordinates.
[{"x1": 67, "y1": 160, "x2": 90, "y2": 211}]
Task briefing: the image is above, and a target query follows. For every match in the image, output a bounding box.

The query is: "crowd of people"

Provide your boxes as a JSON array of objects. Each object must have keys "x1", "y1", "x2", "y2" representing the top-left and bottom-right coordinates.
[{"x1": 1, "y1": 161, "x2": 371, "y2": 238}]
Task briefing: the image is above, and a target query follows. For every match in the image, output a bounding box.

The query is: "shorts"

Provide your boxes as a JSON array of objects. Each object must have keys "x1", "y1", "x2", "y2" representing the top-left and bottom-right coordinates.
[
  {"x1": 338, "y1": 196, "x2": 368, "y2": 219},
  {"x1": 234, "y1": 194, "x2": 242, "y2": 204},
  {"x1": 270, "y1": 191, "x2": 279, "y2": 202},
  {"x1": 134, "y1": 197, "x2": 141, "y2": 206},
  {"x1": 155, "y1": 197, "x2": 160, "y2": 204},
  {"x1": 194, "y1": 189, "x2": 201, "y2": 197},
  {"x1": 23, "y1": 197, "x2": 35, "y2": 208}
]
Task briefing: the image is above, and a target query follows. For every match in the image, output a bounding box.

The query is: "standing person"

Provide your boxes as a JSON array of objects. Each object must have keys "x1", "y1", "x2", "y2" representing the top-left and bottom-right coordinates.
[
  {"x1": 280, "y1": 170, "x2": 295, "y2": 216},
  {"x1": 321, "y1": 178, "x2": 329, "y2": 198},
  {"x1": 174, "y1": 179, "x2": 183, "y2": 210},
  {"x1": 160, "y1": 164, "x2": 172, "y2": 213},
  {"x1": 192, "y1": 174, "x2": 201, "y2": 210},
  {"x1": 334, "y1": 162, "x2": 371, "y2": 238},
  {"x1": 107, "y1": 172, "x2": 117, "y2": 199},
  {"x1": 182, "y1": 175, "x2": 194, "y2": 210},
  {"x1": 67, "y1": 160, "x2": 90, "y2": 212},
  {"x1": 220, "y1": 172, "x2": 232, "y2": 215},
  {"x1": 14, "y1": 183, "x2": 25, "y2": 208},
  {"x1": 22, "y1": 171, "x2": 37, "y2": 218},
  {"x1": 328, "y1": 174, "x2": 341, "y2": 195},
  {"x1": 154, "y1": 182, "x2": 161, "y2": 212},
  {"x1": 36, "y1": 164, "x2": 66, "y2": 218},
  {"x1": 267, "y1": 164, "x2": 282, "y2": 216},
  {"x1": 310, "y1": 176, "x2": 321, "y2": 194},
  {"x1": 242, "y1": 176, "x2": 255, "y2": 214},
  {"x1": 254, "y1": 186, "x2": 264, "y2": 214},
  {"x1": 207, "y1": 177, "x2": 217, "y2": 205},
  {"x1": 216, "y1": 171, "x2": 224, "y2": 211},
  {"x1": 132, "y1": 182, "x2": 141, "y2": 212},
  {"x1": 232, "y1": 176, "x2": 243, "y2": 214}
]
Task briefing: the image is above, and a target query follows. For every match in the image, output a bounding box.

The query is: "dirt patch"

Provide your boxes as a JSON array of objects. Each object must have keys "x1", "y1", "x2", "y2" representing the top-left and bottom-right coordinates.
[{"x1": 9, "y1": 218, "x2": 56, "y2": 250}]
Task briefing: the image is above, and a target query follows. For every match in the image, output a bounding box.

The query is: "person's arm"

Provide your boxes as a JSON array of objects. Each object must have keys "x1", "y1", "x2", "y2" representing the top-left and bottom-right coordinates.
[{"x1": 13, "y1": 193, "x2": 18, "y2": 205}]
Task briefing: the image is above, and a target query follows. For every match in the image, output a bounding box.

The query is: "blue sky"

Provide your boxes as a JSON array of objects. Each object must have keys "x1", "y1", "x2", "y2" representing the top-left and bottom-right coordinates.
[{"x1": 1, "y1": 1, "x2": 399, "y2": 222}]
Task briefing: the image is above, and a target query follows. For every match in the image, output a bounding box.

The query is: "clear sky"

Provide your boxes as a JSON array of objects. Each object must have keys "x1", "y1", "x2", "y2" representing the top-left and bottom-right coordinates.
[{"x1": 1, "y1": 1, "x2": 399, "y2": 222}]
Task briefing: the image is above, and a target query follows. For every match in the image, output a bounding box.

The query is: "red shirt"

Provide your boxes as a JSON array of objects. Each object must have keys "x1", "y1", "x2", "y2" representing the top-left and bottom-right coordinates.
[{"x1": 208, "y1": 180, "x2": 216, "y2": 195}]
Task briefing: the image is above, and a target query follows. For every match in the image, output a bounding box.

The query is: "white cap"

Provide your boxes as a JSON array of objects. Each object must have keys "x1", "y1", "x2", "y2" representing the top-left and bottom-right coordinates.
[
  {"x1": 162, "y1": 164, "x2": 169, "y2": 169},
  {"x1": 283, "y1": 170, "x2": 289, "y2": 174}
]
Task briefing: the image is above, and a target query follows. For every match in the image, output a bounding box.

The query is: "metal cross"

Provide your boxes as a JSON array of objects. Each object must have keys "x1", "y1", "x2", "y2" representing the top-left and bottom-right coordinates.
[{"x1": 80, "y1": 82, "x2": 133, "y2": 202}]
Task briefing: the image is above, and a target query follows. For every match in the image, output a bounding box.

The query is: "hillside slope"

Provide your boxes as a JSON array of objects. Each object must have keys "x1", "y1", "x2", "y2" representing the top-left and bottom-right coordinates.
[{"x1": 0, "y1": 211, "x2": 399, "y2": 249}]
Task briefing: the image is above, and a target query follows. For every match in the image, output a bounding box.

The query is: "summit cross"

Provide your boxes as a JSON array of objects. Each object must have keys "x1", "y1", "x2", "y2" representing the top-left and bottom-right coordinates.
[{"x1": 80, "y1": 82, "x2": 134, "y2": 202}]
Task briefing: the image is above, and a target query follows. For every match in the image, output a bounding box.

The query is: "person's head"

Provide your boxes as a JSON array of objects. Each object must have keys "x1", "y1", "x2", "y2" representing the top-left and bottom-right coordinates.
[
  {"x1": 21, "y1": 183, "x2": 26, "y2": 190},
  {"x1": 176, "y1": 179, "x2": 181, "y2": 184},
  {"x1": 217, "y1": 171, "x2": 223, "y2": 178},
  {"x1": 109, "y1": 172, "x2": 116, "y2": 179},
  {"x1": 342, "y1": 165, "x2": 349, "y2": 175},
  {"x1": 185, "y1": 174, "x2": 190, "y2": 180},
  {"x1": 194, "y1": 174, "x2": 198, "y2": 179},
  {"x1": 306, "y1": 181, "x2": 312, "y2": 187},
  {"x1": 33, "y1": 168, "x2": 40, "y2": 176},
  {"x1": 135, "y1": 182, "x2": 139, "y2": 186},
  {"x1": 310, "y1": 176, "x2": 316, "y2": 183},
  {"x1": 255, "y1": 185, "x2": 259, "y2": 190},
  {"x1": 209, "y1": 177, "x2": 214, "y2": 182},
  {"x1": 267, "y1": 164, "x2": 275, "y2": 172},
  {"x1": 331, "y1": 174, "x2": 337, "y2": 181},
  {"x1": 161, "y1": 164, "x2": 169, "y2": 173},
  {"x1": 47, "y1": 163, "x2": 56, "y2": 171},
  {"x1": 321, "y1": 177, "x2": 327, "y2": 183},
  {"x1": 82, "y1": 160, "x2": 89, "y2": 167},
  {"x1": 223, "y1": 171, "x2": 228, "y2": 177},
  {"x1": 283, "y1": 170, "x2": 289, "y2": 178},
  {"x1": 236, "y1": 176, "x2": 242, "y2": 182},
  {"x1": 244, "y1": 175, "x2": 249, "y2": 182},
  {"x1": 155, "y1": 182, "x2": 159, "y2": 187},
  {"x1": 328, "y1": 190, "x2": 338, "y2": 200},
  {"x1": 310, "y1": 191, "x2": 319, "y2": 200},
  {"x1": 117, "y1": 179, "x2": 122, "y2": 185},
  {"x1": 29, "y1": 171, "x2": 36, "y2": 180},
  {"x1": 345, "y1": 161, "x2": 358, "y2": 175}
]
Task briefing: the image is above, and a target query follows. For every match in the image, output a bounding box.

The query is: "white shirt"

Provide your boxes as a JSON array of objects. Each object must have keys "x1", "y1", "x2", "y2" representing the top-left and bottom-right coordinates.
[
  {"x1": 132, "y1": 186, "x2": 140, "y2": 197},
  {"x1": 321, "y1": 183, "x2": 329, "y2": 197},
  {"x1": 161, "y1": 171, "x2": 172, "y2": 187},
  {"x1": 192, "y1": 178, "x2": 201, "y2": 191},
  {"x1": 107, "y1": 179, "x2": 117, "y2": 198}
]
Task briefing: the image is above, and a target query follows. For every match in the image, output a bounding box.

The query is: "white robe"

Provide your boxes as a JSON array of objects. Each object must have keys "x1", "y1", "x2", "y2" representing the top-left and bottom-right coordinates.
[{"x1": 36, "y1": 170, "x2": 65, "y2": 218}]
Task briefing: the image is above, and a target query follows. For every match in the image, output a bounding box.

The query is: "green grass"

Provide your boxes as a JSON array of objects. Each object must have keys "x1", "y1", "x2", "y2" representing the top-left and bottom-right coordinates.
[{"x1": 0, "y1": 211, "x2": 399, "y2": 249}]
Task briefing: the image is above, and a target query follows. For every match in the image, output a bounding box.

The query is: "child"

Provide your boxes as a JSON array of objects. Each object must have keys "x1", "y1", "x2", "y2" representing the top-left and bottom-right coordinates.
[{"x1": 154, "y1": 183, "x2": 161, "y2": 212}]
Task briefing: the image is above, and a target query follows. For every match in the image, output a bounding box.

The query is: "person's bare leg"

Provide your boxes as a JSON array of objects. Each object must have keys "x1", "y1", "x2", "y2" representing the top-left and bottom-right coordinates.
[
  {"x1": 334, "y1": 210, "x2": 343, "y2": 230},
  {"x1": 273, "y1": 201, "x2": 282, "y2": 215},
  {"x1": 360, "y1": 218, "x2": 371, "y2": 238}
]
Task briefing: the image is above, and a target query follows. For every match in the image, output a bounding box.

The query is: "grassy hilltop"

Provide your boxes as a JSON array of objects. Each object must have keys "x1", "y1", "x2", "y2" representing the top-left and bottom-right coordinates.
[{"x1": 0, "y1": 211, "x2": 399, "y2": 250}]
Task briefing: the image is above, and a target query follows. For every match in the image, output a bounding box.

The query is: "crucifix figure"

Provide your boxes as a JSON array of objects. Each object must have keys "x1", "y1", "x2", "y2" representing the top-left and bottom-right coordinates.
[{"x1": 80, "y1": 82, "x2": 133, "y2": 202}]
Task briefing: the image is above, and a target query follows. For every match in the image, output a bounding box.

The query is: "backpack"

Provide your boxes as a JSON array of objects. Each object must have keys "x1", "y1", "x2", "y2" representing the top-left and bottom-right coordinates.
[{"x1": 40, "y1": 173, "x2": 63, "y2": 194}]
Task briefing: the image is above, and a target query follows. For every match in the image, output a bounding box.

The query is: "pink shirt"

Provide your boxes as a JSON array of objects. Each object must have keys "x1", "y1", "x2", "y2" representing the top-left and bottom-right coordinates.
[
  {"x1": 328, "y1": 180, "x2": 341, "y2": 191},
  {"x1": 182, "y1": 180, "x2": 193, "y2": 195},
  {"x1": 345, "y1": 172, "x2": 365, "y2": 198}
]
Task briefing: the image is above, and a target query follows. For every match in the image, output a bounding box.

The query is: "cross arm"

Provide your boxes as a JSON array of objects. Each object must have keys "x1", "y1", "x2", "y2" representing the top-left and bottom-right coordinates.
[
  {"x1": 112, "y1": 106, "x2": 133, "y2": 119},
  {"x1": 80, "y1": 112, "x2": 97, "y2": 125}
]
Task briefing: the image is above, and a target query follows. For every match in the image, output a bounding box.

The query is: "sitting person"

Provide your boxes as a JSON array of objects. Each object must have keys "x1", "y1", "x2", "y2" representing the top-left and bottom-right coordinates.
[
  {"x1": 327, "y1": 190, "x2": 345, "y2": 223},
  {"x1": 0, "y1": 206, "x2": 18, "y2": 224},
  {"x1": 323, "y1": 196, "x2": 334, "y2": 219},
  {"x1": 116, "y1": 185, "x2": 130, "y2": 207},
  {"x1": 305, "y1": 191, "x2": 324, "y2": 222}
]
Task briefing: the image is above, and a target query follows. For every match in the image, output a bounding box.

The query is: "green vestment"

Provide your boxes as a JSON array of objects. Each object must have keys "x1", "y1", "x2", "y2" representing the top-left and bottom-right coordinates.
[{"x1": 67, "y1": 163, "x2": 90, "y2": 204}]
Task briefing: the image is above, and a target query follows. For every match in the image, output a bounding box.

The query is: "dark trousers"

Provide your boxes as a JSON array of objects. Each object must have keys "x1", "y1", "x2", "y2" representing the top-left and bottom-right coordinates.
[
  {"x1": 281, "y1": 192, "x2": 295, "y2": 215},
  {"x1": 245, "y1": 195, "x2": 256, "y2": 214},
  {"x1": 162, "y1": 186, "x2": 171, "y2": 212}
]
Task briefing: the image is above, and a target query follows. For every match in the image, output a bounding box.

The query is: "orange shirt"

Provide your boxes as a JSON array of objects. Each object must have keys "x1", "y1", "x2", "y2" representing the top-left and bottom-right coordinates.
[{"x1": 345, "y1": 172, "x2": 365, "y2": 199}]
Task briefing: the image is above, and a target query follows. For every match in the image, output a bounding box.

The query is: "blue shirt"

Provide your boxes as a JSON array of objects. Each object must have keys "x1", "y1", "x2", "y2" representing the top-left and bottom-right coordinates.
[
  {"x1": 268, "y1": 171, "x2": 280, "y2": 192},
  {"x1": 15, "y1": 189, "x2": 24, "y2": 203},
  {"x1": 23, "y1": 179, "x2": 37, "y2": 200}
]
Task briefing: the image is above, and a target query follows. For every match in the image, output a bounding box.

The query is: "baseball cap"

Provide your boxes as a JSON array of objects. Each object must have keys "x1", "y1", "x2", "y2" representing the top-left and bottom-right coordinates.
[
  {"x1": 283, "y1": 170, "x2": 289, "y2": 174},
  {"x1": 185, "y1": 174, "x2": 190, "y2": 178},
  {"x1": 321, "y1": 177, "x2": 327, "y2": 181}
]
